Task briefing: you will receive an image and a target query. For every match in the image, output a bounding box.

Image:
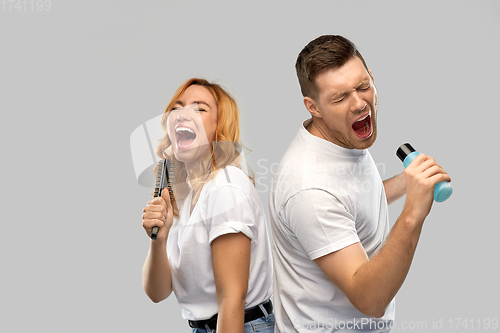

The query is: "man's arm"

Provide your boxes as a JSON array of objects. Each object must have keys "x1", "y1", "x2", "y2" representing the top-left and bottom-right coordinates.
[
  {"x1": 315, "y1": 154, "x2": 450, "y2": 318},
  {"x1": 383, "y1": 173, "x2": 406, "y2": 205}
]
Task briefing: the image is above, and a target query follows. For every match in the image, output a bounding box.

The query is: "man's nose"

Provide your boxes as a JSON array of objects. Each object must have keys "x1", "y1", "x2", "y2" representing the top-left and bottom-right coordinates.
[{"x1": 351, "y1": 92, "x2": 366, "y2": 112}]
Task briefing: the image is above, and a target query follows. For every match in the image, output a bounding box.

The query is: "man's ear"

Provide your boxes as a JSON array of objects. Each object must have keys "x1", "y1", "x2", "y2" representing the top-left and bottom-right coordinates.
[{"x1": 304, "y1": 96, "x2": 322, "y2": 119}]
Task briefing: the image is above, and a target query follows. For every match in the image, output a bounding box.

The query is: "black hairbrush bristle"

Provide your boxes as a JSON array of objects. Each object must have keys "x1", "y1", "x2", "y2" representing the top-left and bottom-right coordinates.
[
  {"x1": 152, "y1": 160, "x2": 165, "y2": 198},
  {"x1": 151, "y1": 159, "x2": 167, "y2": 239},
  {"x1": 166, "y1": 159, "x2": 176, "y2": 200}
]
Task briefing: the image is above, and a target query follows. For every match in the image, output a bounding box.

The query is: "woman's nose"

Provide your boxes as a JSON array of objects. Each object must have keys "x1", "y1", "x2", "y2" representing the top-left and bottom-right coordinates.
[{"x1": 177, "y1": 104, "x2": 195, "y2": 121}]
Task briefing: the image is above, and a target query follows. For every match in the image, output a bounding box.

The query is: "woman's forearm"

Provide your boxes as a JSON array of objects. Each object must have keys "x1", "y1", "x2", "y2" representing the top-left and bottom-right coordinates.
[
  {"x1": 142, "y1": 241, "x2": 173, "y2": 303},
  {"x1": 216, "y1": 296, "x2": 246, "y2": 333},
  {"x1": 212, "y1": 232, "x2": 251, "y2": 333}
]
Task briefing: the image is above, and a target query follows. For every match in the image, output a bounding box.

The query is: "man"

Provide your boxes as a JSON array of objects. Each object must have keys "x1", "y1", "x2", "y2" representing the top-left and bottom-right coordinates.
[{"x1": 269, "y1": 35, "x2": 451, "y2": 332}]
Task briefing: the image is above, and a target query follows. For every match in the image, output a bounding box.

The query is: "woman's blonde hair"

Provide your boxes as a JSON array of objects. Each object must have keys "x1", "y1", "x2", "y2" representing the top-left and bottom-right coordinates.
[{"x1": 155, "y1": 78, "x2": 253, "y2": 216}]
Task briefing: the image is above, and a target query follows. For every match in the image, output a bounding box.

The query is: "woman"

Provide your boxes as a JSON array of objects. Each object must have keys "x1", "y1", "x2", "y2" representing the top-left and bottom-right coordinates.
[{"x1": 141, "y1": 78, "x2": 274, "y2": 333}]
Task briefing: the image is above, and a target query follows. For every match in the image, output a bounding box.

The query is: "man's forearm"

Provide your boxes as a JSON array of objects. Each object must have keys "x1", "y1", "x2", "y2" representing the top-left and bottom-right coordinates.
[
  {"x1": 383, "y1": 173, "x2": 406, "y2": 205},
  {"x1": 350, "y1": 209, "x2": 423, "y2": 317}
]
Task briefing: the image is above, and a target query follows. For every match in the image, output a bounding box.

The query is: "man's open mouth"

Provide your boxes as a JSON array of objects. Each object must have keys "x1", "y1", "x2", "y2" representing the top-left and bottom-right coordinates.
[
  {"x1": 352, "y1": 113, "x2": 372, "y2": 138},
  {"x1": 175, "y1": 126, "x2": 197, "y2": 149}
]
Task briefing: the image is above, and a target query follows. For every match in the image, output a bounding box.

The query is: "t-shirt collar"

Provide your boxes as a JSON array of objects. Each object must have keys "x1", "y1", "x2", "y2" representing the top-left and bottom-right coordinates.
[{"x1": 300, "y1": 119, "x2": 366, "y2": 158}]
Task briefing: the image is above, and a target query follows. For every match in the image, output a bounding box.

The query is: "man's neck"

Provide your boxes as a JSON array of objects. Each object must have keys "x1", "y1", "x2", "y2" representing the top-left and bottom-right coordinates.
[{"x1": 307, "y1": 118, "x2": 330, "y2": 142}]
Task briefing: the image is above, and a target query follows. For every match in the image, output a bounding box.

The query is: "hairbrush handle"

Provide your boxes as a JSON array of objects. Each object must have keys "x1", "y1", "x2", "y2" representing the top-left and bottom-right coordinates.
[
  {"x1": 151, "y1": 219, "x2": 160, "y2": 240},
  {"x1": 151, "y1": 228, "x2": 159, "y2": 240},
  {"x1": 396, "y1": 143, "x2": 453, "y2": 202}
]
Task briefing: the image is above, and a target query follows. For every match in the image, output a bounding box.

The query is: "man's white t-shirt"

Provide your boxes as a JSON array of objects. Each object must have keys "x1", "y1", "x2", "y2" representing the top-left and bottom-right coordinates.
[
  {"x1": 269, "y1": 119, "x2": 395, "y2": 332},
  {"x1": 167, "y1": 165, "x2": 273, "y2": 321}
]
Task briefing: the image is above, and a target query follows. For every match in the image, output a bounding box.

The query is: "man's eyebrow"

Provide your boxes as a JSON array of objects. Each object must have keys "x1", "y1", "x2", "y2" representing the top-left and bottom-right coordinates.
[
  {"x1": 357, "y1": 79, "x2": 371, "y2": 87},
  {"x1": 329, "y1": 80, "x2": 372, "y2": 101}
]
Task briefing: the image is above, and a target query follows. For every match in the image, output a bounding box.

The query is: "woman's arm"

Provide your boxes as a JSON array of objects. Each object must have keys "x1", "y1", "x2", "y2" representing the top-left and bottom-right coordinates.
[
  {"x1": 142, "y1": 189, "x2": 174, "y2": 302},
  {"x1": 211, "y1": 232, "x2": 251, "y2": 333},
  {"x1": 142, "y1": 240, "x2": 173, "y2": 302}
]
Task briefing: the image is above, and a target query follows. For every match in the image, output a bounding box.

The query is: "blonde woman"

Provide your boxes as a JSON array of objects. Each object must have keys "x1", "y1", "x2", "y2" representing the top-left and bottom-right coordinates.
[{"x1": 141, "y1": 78, "x2": 274, "y2": 333}]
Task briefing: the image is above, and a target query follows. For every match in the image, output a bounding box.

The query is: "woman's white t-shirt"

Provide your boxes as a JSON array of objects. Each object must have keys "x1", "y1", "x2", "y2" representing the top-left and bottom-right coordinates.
[{"x1": 167, "y1": 166, "x2": 273, "y2": 321}]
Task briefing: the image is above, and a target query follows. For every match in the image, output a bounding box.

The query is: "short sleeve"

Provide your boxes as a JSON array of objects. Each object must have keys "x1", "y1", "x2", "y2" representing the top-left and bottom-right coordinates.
[
  {"x1": 203, "y1": 184, "x2": 255, "y2": 244},
  {"x1": 283, "y1": 189, "x2": 360, "y2": 260}
]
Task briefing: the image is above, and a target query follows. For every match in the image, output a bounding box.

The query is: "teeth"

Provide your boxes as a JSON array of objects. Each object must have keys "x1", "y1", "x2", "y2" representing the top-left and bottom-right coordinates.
[
  {"x1": 176, "y1": 127, "x2": 195, "y2": 134},
  {"x1": 356, "y1": 113, "x2": 370, "y2": 122}
]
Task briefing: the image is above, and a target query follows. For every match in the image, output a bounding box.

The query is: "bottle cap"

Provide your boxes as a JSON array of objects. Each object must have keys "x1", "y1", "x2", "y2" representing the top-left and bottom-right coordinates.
[{"x1": 396, "y1": 143, "x2": 416, "y2": 162}]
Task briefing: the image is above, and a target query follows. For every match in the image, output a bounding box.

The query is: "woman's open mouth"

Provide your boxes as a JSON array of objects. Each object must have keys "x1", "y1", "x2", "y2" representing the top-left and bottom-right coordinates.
[
  {"x1": 352, "y1": 113, "x2": 372, "y2": 139},
  {"x1": 175, "y1": 126, "x2": 197, "y2": 150}
]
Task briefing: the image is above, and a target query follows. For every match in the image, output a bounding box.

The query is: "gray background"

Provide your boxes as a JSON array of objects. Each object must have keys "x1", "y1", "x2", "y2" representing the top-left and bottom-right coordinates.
[{"x1": 1, "y1": 1, "x2": 499, "y2": 332}]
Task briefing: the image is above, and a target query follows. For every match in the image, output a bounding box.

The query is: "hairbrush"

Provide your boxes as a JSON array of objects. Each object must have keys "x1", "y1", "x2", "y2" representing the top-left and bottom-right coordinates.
[{"x1": 151, "y1": 159, "x2": 176, "y2": 239}]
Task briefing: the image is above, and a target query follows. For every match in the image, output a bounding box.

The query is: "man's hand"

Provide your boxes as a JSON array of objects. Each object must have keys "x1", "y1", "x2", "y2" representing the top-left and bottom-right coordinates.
[{"x1": 402, "y1": 153, "x2": 451, "y2": 222}]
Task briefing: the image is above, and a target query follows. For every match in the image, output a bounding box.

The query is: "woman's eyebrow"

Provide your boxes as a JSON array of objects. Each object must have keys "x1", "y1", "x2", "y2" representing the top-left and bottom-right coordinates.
[
  {"x1": 173, "y1": 101, "x2": 211, "y2": 108},
  {"x1": 193, "y1": 101, "x2": 211, "y2": 108}
]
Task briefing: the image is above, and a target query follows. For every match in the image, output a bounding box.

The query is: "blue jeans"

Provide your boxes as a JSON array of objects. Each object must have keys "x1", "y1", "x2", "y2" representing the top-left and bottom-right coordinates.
[{"x1": 190, "y1": 313, "x2": 275, "y2": 333}]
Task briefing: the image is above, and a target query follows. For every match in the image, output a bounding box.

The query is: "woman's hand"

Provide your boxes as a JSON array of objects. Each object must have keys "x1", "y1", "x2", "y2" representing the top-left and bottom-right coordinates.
[{"x1": 142, "y1": 189, "x2": 174, "y2": 243}]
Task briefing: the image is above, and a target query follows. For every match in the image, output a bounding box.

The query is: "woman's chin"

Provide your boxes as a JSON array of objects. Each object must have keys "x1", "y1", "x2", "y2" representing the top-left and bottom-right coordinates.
[
  {"x1": 173, "y1": 144, "x2": 210, "y2": 166},
  {"x1": 173, "y1": 150, "x2": 193, "y2": 164}
]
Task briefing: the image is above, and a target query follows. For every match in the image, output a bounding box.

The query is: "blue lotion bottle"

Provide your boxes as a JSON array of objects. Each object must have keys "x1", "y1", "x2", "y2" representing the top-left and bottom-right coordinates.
[{"x1": 396, "y1": 143, "x2": 453, "y2": 202}]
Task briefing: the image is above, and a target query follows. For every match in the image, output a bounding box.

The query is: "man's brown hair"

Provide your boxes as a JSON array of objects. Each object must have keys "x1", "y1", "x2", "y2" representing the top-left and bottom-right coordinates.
[{"x1": 295, "y1": 35, "x2": 368, "y2": 100}]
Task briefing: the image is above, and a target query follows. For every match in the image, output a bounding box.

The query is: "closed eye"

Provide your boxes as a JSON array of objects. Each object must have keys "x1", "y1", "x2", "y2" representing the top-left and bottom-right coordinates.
[
  {"x1": 359, "y1": 84, "x2": 371, "y2": 91},
  {"x1": 332, "y1": 94, "x2": 347, "y2": 103}
]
